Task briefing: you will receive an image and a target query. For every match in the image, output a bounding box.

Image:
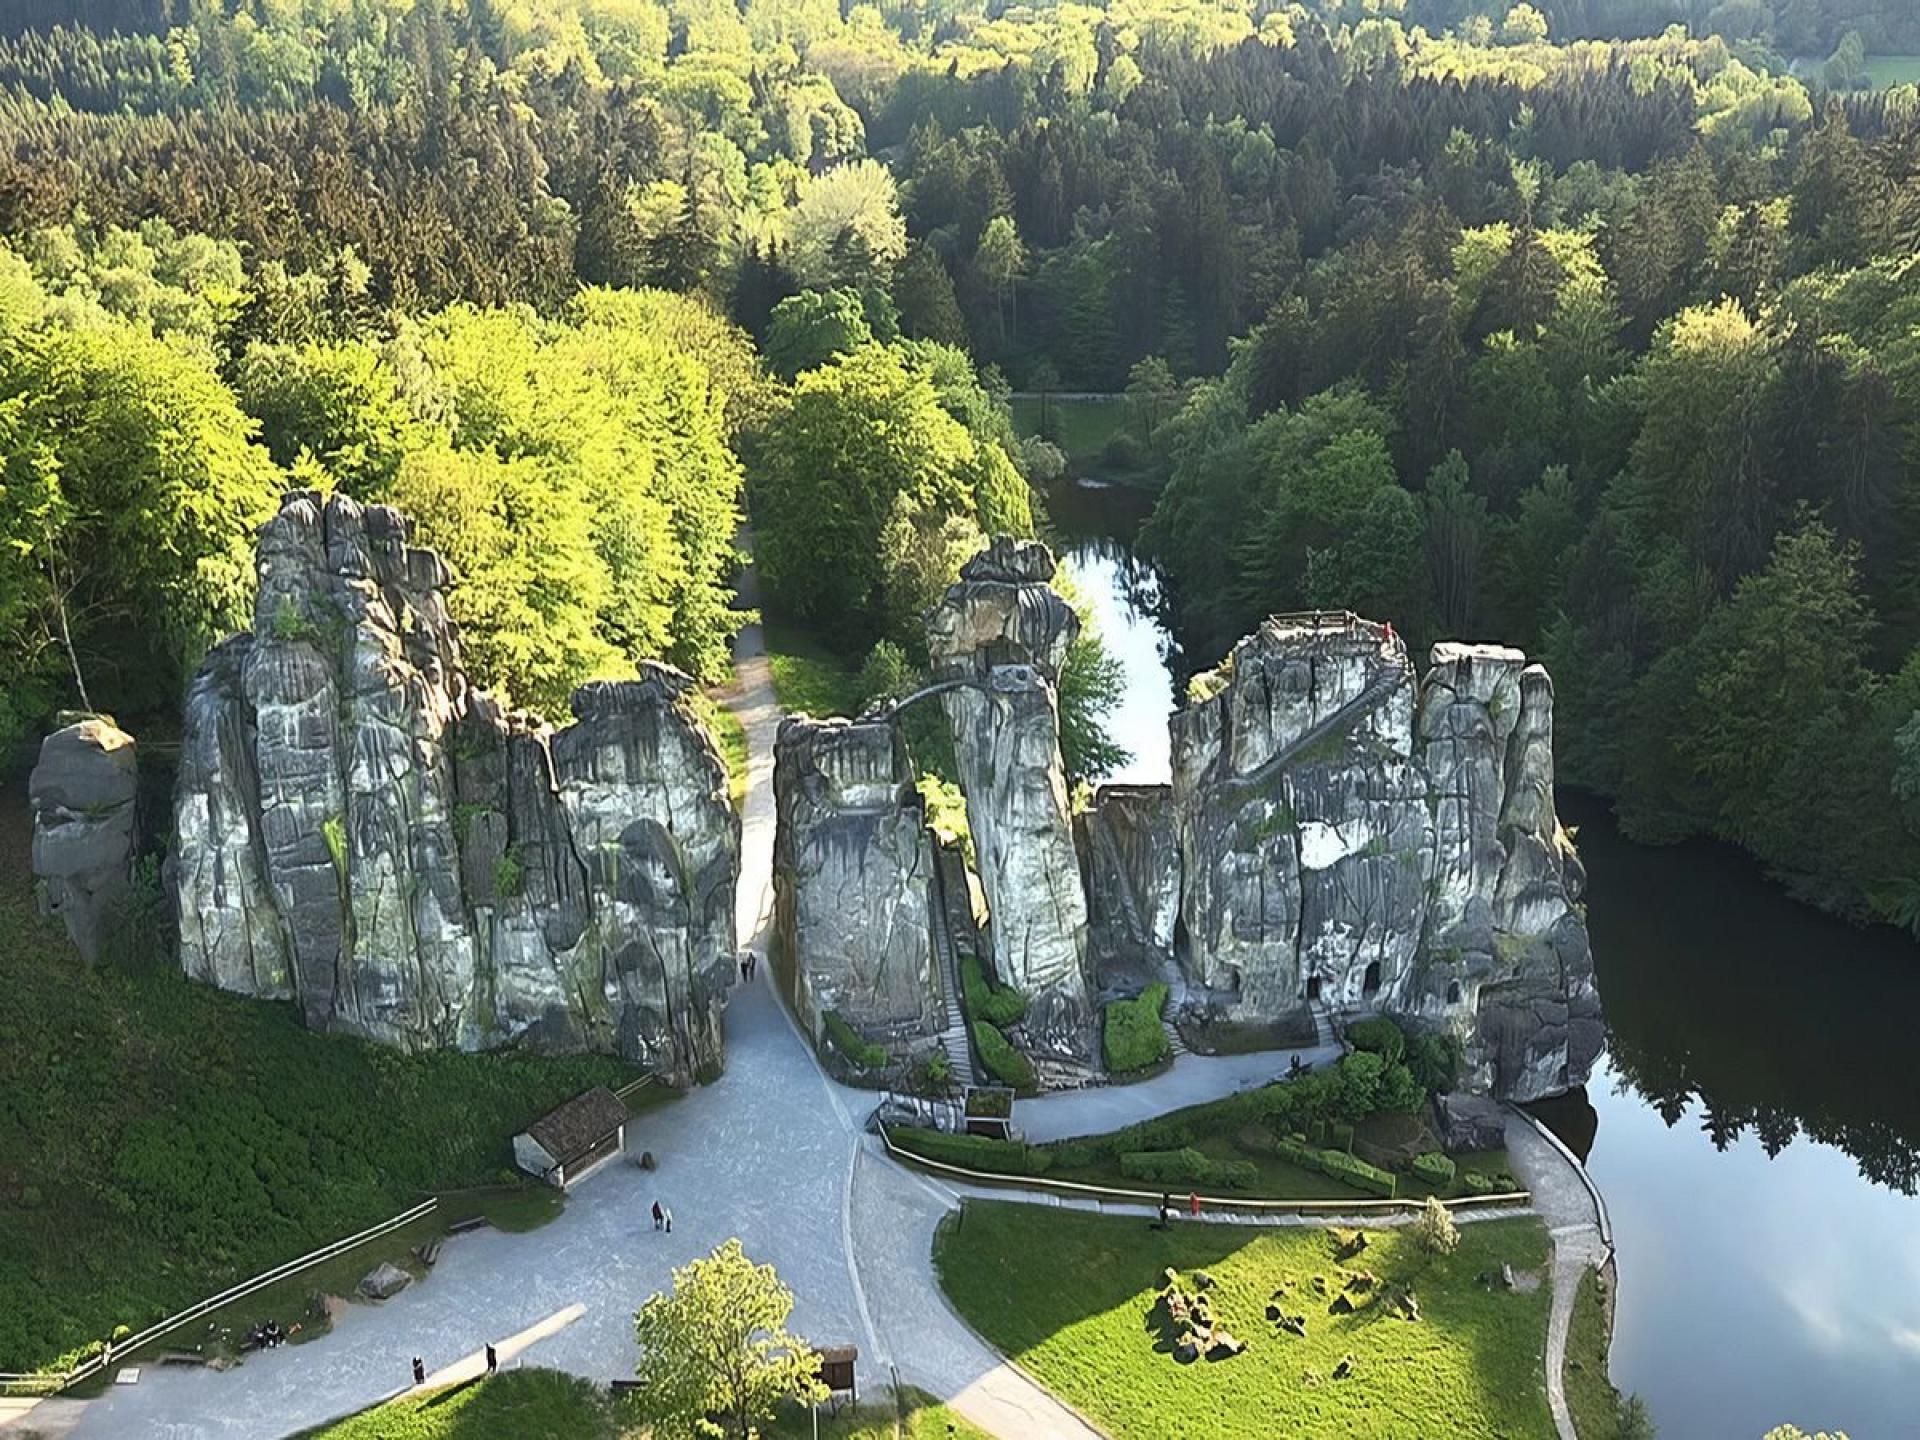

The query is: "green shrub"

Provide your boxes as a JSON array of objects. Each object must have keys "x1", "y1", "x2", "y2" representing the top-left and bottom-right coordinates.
[
  {"x1": 1209, "y1": 1158, "x2": 1258, "y2": 1189},
  {"x1": 1052, "y1": 1141, "x2": 1096, "y2": 1170},
  {"x1": 1102, "y1": 982, "x2": 1170, "y2": 1072},
  {"x1": 1462, "y1": 1170, "x2": 1520, "y2": 1196},
  {"x1": 823, "y1": 1011, "x2": 888, "y2": 1070},
  {"x1": 1345, "y1": 1016, "x2": 1406, "y2": 1064},
  {"x1": 1412, "y1": 1151, "x2": 1457, "y2": 1186},
  {"x1": 1407, "y1": 1030, "x2": 1464, "y2": 1093},
  {"x1": 1275, "y1": 1136, "x2": 1320, "y2": 1169},
  {"x1": 960, "y1": 955, "x2": 1027, "y2": 1027},
  {"x1": 1232, "y1": 1125, "x2": 1277, "y2": 1157},
  {"x1": 891, "y1": 1127, "x2": 1051, "y2": 1177},
  {"x1": 1109, "y1": 1115, "x2": 1193, "y2": 1155},
  {"x1": 1119, "y1": 1147, "x2": 1212, "y2": 1185},
  {"x1": 1329, "y1": 1121, "x2": 1355, "y2": 1153},
  {"x1": 1318, "y1": 1148, "x2": 1397, "y2": 1198},
  {"x1": 972, "y1": 1021, "x2": 1035, "y2": 1090}
]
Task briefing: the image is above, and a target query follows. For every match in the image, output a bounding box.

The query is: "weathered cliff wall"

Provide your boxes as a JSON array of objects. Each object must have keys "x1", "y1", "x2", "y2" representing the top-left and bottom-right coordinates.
[
  {"x1": 170, "y1": 491, "x2": 737, "y2": 1082},
  {"x1": 926, "y1": 538, "x2": 1096, "y2": 1066},
  {"x1": 772, "y1": 715, "x2": 940, "y2": 1049},
  {"x1": 1167, "y1": 613, "x2": 1600, "y2": 1100}
]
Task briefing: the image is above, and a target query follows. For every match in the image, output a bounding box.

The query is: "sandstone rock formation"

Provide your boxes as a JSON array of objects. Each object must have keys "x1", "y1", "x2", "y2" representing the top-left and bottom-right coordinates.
[
  {"x1": 29, "y1": 717, "x2": 138, "y2": 964},
  {"x1": 1080, "y1": 785, "x2": 1180, "y2": 988},
  {"x1": 171, "y1": 491, "x2": 737, "y2": 1082},
  {"x1": 926, "y1": 539, "x2": 1095, "y2": 1066},
  {"x1": 1168, "y1": 613, "x2": 1600, "y2": 1100},
  {"x1": 773, "y1": 715, "x2": 940, "y2": 1049}
]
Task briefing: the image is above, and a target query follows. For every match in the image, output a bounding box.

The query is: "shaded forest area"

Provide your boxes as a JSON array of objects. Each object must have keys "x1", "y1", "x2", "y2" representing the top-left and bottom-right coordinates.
[{"x1": 1, "y1": 0, "x2": 1919, "y2": 935}]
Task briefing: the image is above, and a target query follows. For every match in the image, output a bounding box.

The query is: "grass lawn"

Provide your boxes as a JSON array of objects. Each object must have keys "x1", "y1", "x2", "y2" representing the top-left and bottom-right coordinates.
[
  {"x1": 765, "y1": 1385, "x2": 995, "y2": 1439},
  {"x1": 1564, "y1": 1267, "x2": 1628, "y2": 1439},
  {"x1": 1863, "y1": 54, "x2": 1920, "y2": 89},
  {"x1": 300, "y1": 1372, "x2": 987, "y2": 1440},
  {"x1": 0, "y1": 792, "x2": 652, "y2": 1376},
  {"x1": 935, "y1": 1201, "x2": 1555, "y2": 1440},
  {"x1": 296, "y1": 1368, "x2": 620, "y2": 1439},
  {"x1": 764, "y1": 616, "x2": 863, "y2": 718},
  {"x1": 691, "y1": 690, "x2": 750, "y2": 810},
  {"x1": 1010, "y1": 395, "x2": 1130, "y2": 461}
]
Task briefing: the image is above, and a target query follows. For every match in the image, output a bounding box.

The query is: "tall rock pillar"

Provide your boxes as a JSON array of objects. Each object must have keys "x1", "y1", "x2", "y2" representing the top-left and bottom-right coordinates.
[{"x1": 926, "y1": 538, "x2": 1095, "y2": 1067}]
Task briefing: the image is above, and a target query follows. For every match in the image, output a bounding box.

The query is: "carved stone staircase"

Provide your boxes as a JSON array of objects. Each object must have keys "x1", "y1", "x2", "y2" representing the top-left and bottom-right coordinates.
[{"x1": 930, "y1": 845, "x2": 979, "y2": 1090}]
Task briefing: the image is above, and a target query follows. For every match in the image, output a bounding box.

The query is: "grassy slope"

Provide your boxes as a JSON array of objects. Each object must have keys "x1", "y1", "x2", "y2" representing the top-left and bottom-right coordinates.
[
  {"x1": 690, "y1": 690, "x2": 749, "y2": 810},
  {"x1": 764, "y1": 617, "x2": 863, "y2": 718},
  {"x1": 0, "y1": 793, "x2": 646, "y2": 1374},
  {"x1": 1863, "y1": 54, "x2": 1920, "y2": 88},
  {"x1": 935, "y1": 1201, "x2": 1555, "y2": 1440},
  {"x1": 1009, "y1": 396, "x2": 1130, "y2": 461},
  {"x1": 766, "y1": 1385, "x2": 996, "y2": 1440},
  {"x1": 296, "y1": 1369, "x2": 619, "y2": 1439},
  {"x1": 1564, "y1": 1267, "x2": 1625, "y2": 1439}
]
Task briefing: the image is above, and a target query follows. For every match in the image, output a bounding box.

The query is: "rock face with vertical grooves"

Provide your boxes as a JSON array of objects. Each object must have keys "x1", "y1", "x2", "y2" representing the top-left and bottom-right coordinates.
[
  {"x1": 926, "y1": 538, "x2": 1096, "y2": 1066},
  {"x1": 772, "y1": 715, "x2": 939, "y2": 1048},
  {"x1": 1168, "y1": 614, "x2": 1600, "y2": 1101},
  {"x1": 1080, "y1": 785, "x2": 1181, "y2": 987},
  {"x1": 29, "y1": 717, "x2": 139, "y2": 964},
  {"x1": 170, "y1": 491, "x2": 737, "y2": 1082}
]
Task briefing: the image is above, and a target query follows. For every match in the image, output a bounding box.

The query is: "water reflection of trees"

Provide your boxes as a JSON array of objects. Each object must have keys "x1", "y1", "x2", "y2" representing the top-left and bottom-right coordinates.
[{"x1": 1606, "y1": 1027, "x2": 1920, "y2": 1195}]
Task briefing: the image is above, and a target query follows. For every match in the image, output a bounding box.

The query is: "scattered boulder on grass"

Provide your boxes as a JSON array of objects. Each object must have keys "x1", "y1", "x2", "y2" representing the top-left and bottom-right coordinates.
[
  {"x1": 1331, "y1": 1227, "x2": 1369, "y2": 1261},
  {"x1": 1389, "y1": 1286, "x2": 1422, "y2": 1322},
  {"x1": 1193, "y1": 1270, "x2": 1216, "y2": 1290},
  {"x1": 1274, "y1": 1312, "x2": 1308, "y2": 1338},
  {"x1": 1265, "y1": 1302, "x2": 1282, "y2": 1321},
  {"x1": 1500, "y1": 1262, "x2": 1518, "y2": 1291},
  {"x1": 1205, "y1": 1331, "x2": 1245, "y2": 1361},
  {"x1": 1329, "y1": 1293, "x2": 1355, "y2": 1315},
  {"x1": 358, "y1": 1262, "x2": 412, "y2": 1301},
  {"x1": 1174, "y1": 1333, "x2": 1201, "y2": 1364},
  {"x1": 1311, "y1": 1274, "x2": 1329, "y2": 1295},
  {"x1": 1332, "y1": 1353, "x2": 1357, "y2": 1380},
  {"x1": 1344, "y1": 1271, "x2": 1377, "y2": 1293}
]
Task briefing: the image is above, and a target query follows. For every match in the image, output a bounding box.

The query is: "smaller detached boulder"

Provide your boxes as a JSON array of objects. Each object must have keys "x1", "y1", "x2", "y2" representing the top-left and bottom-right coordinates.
[
  {"x1": 358, "y1": 1261, "x2": 413, "y2": 1301},
  {"x1": 30, "y1": 717, "x2": 138, "y2": 964},
  {"x1": 1435, "y1": 1092, "x2": 1508, "y2": 1154}
]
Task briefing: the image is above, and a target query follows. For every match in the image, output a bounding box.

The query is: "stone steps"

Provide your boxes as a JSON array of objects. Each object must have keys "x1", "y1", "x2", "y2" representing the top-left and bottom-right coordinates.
[
  {"x1": 1308, "y1": 1001, "x2": 1338, "y2": 1051},
  {"x1": 1163, "y1": 1019, "x2": 1190, "y2": 1058}
]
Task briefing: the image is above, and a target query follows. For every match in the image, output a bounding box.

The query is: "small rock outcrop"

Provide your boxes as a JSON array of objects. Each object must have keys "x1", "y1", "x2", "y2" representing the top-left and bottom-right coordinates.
[
  {"x1": 171, "y1": 491, "x2": 738, "y2": 1082},
  {"x1": 773, "y1": 715, "x2": 940, "y2": 1046},
  {"x1": 926, "y1": 539, "x2": 1096, "y2": 1066},
  {"x1": 1169, "y1": 612, "x2": 1600, "y2": 1100},
  {"x1": 29, "y1": 717, "x2": 138, "y2": 963}
]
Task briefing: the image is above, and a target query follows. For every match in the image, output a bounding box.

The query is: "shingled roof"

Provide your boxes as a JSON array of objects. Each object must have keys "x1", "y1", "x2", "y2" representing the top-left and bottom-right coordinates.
[{"x1": 523, "y1": 1086, "x2": 627, "y2": 1166}]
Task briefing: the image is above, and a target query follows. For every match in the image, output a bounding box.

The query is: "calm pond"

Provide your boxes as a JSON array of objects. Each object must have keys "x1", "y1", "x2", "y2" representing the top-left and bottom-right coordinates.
[{"x1": 1049, "y1": 477, "x2": 1920, "y2": 1440}]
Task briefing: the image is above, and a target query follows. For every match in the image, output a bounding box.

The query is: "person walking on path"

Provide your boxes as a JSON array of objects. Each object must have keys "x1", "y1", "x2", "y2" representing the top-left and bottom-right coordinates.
[
  {"x1": 411, "y1": 1357, "x2": 425, "y2": 1386},
  {"x1": 1153, "y1": 1193, "x2": 1170, "y2": 1231},
  {"x1": 740, "y1": 953, "x2": 750, "y2": 982},
  {"x1": 663, "y1": 1204, "x2": 674, "y2": 1234},
  {"x1": 651, "y1": 1199, "x2": 664, "y2": 1230},
  {"x1": 1189, "y1": 1191, "x2": 1201, "y2": 1219},
  {"x1": 485, "y1": 1343, "x2": 497, "y2": 1375}
]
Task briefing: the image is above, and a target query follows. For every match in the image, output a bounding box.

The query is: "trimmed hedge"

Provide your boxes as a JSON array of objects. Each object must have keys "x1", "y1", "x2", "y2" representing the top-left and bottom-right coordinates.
[
  {"x1": 960, "y1": 955, "x2": 1027, "y2": 1027},
  {"x1": 972, "y1": 1021, "x2": 1036, "y2": 1090},
  {"x1": 823, "y1": 1011, "x2": 887, "y2": 1069},
  {"x1": 1118, "y1": 1148, "x2": 1258, "y2": 1190},
  {"x1": 1273, "y1": 1134, "x2": 1397, "y2": 1197},
  {"x1": 1318, "y1": 1148, "x2": 1397, "y2": 1198},
  {"x1": 1102, "y1": 982, "x2": 1170, "y2": 1072},
  {"x1": 891, "y1": 1127, "x2": 1053, "y2": 1177},
  {"x1": 1412, "y1": 1151, "x2": 1457, "y2": 1186},
  {"x1": 1462, "y1": 1170, "x2": 1520, "y2": 1196}
]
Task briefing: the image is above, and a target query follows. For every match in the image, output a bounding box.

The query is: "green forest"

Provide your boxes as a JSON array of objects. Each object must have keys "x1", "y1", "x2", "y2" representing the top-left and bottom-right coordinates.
[{"x1": 3, "y1": 0, "x2": 1920, "y2": 939}]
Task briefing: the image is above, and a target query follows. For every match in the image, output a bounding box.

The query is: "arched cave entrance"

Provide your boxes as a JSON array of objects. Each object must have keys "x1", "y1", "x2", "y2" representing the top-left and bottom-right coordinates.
[
  {"x1": 1305, "y1": 974, "x2": 1323, "y2": 1002},
  {"x1": 1446, "y1": 980, "x2": 1462, "y2": 1005},
  {"x1": 1362, "y1": 961, "x2": 1381, "y2": 1000}
]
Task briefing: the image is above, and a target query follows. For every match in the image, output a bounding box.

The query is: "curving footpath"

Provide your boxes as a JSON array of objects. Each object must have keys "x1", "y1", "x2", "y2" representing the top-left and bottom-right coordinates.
[{"x1": 1504, "y1": 1107, "x2": 1609, "y2": 1440}]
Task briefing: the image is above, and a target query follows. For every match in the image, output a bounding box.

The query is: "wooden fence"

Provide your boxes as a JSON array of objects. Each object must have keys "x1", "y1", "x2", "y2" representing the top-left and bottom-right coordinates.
[{"x1": 0, "y1": 1198, "x2": 438, "y2": 1397}]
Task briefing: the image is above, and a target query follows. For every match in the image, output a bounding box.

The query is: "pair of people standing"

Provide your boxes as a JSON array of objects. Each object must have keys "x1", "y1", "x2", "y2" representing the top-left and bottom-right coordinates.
[
  {"x1": 651, "y1": 1199, "x2": 674, "y2": 1232},
  {"x1": 738, "y1": 951, "x2": 758, "y2": 983}
]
